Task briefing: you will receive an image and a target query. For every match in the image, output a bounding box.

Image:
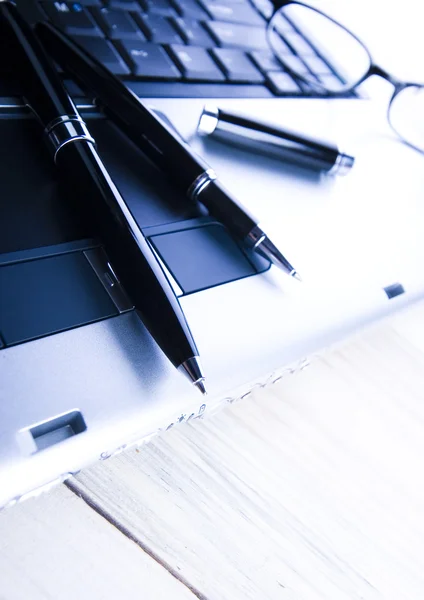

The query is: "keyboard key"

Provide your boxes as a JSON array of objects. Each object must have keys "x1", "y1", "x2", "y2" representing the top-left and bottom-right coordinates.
[
  {"x1": 42, "y1": 0, "x2": 102, "y2": 5},
  {"x1": 135, "y1": 14, "x2": 183, "y2": 44},
  {"x1": 270, "y1": 35, "x2": 292, "y2": 56},
  {"x1": 168, "y1": 44, "x2": 225, "y2": 81},
  {"x1": 38, "y1": 0, "x2": 349, "y2": 99},
  {"x1": 279, "y1": 53, "x2": 310, "y2": 76},
  {"x1": 249, "y1": 50, "x2": 283, "y2": 72},
  {"x1": 42, "y1": 2, "x2": 103, "y2": 36},
  {"x1": 172, "y1": 17, "x2": 214, "y2": 46},
  {"x1": 72, "y1": 36, "x2": 130, "y2": 74},
  {"x1": 119, "y1": 41, "x2": 182, "y2": 77},
  {"x1": 92, "y1": 8, "x2": 145, "y2": 40},
  {"x1": 205, "y1": 21, "x2": 268, "y2": 50},
  {"x1": 271, "y1": 12, "x2": 296, "y2": 35},
  {"x1": 106, "y1": 0, "x2": 142, "y2": 11},
  {"x1": 301, "y1": 55, "x2": 333, "y2": 75},
  {"x1": 139, "y1": 0, "x2": 177, "y2": 16},
  {"x1": 171, "y1": 0, "x2": 208, "y2": 19},
  {"x1": 249, "y1": 0, "x2": 273, "y2": 19},
  {"x1": 212, "y1": 48, "x2": 264, "y2": 82},
  {"x1": 317, "y1": 73, "x2": 343, "y2": 88},
  {"x1": 199, "y1": 0, "x2": 264, "y2": 26},
  {"x1": 266, "y1": 71, "x2": 301, "y2": 94},
  {"x1": 64, "y1": 0, "x2": 102, "y2": 6},
  {"x1": 283, "y1": 32, "x2": 314, "y2": 55}
]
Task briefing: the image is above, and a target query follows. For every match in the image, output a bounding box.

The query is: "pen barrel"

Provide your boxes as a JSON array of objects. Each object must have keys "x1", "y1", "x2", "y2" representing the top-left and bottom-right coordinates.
[
  {"x1": 198, "y1": 106, "x2": 354, "y2": 175},
  {"x1": 197, "y1": 179, "x2": 257, "y2": 241},
  {"x1": 103, "y1": 101, "x2": 210, "y2": 190},
  {"x1": 0, "y1": 2, "x2": 79, "y2": 129},
  {"x1": 36, "y1": 22, "x2": 210, "y2": 187},
  {"x1": 2, "y1": 3, "x2": 201, "y2": 376},
  {"x1": 56, "y1": 140, "x2": 199, "y2": 368}
]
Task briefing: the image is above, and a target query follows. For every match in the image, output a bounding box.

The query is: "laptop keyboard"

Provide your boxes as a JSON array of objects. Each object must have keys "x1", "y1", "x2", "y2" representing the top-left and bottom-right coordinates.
[{"x1": 12, "y1": 0, "x2": 352, "y2": 99}]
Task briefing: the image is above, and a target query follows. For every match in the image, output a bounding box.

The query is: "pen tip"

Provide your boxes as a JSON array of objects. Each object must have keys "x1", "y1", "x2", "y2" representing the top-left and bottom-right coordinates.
[
  {"x1": 178, "y1": 357, "x2": 206, "y2": 393},
  {"x1": 194, "y1": 379, "x2": 207, "y2": 395},
  {"x1": 252, "y1": 231, "x2": 300, "y2": 280}
]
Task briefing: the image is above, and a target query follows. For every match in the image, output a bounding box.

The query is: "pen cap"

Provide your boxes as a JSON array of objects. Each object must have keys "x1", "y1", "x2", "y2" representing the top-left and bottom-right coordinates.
[{"x1": 198, "y1": 106, "x2": 354, "y2": 175}]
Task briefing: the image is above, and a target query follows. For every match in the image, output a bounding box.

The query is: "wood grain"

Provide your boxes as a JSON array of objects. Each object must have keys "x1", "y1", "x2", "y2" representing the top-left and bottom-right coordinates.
[
  {"x1": 0, "y1": 485, "x2": 198, "y2": 600},
  {"x1": 1, "y1": 303, "x2": 424, "y2": 600},
  {"x1": 66, "y1": 303, "x2": 424, "y2": 600}
]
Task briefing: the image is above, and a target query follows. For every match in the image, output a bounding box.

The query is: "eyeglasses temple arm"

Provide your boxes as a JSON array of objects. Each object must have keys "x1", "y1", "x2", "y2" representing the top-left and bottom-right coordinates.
[
  {"x1": 368, "y1": 64, "x2": 402, "y2": 87},
  {"x1": 271, "y1": 0, "x2": 291, "y2": 12}
]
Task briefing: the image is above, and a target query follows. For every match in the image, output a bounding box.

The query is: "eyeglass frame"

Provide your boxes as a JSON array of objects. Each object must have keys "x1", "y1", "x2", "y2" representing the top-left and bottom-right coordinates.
[{"x1": 268, "y1": 0, "x2": 424, "y2": 153}]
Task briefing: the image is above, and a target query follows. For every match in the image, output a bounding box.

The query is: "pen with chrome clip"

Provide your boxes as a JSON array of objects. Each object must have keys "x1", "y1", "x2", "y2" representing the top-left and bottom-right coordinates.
[
  {"x1": 0, "y1": 1, "x2": 206, "y2": 393},
  {"x1": 36, "y1": 22, "x2": 301, "y2": 281}
]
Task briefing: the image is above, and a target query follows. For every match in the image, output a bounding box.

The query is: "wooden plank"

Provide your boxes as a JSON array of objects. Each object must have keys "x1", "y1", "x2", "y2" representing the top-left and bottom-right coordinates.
[
  {"x1": 391, "y1": 301, "x2": 424, "y2": 354},
  {"x1": 0, "y1": 485, "x2": 198, "y2": 600},
  {"x1": 69, "y1": 302, "x2": 424, "y2": 600}
]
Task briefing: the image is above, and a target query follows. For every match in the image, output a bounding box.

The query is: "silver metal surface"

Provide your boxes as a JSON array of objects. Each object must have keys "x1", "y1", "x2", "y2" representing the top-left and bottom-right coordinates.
[
  {"x1": 44, "y1": 114, "x2": 95, "y2": 163},
  {"x1": 1, "y1": 95, "x2": 424, "y2": 509}
]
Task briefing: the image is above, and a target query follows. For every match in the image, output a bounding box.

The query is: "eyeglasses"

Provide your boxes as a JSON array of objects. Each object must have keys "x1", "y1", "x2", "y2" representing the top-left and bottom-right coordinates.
[{"x1": 267, "y1": 1, "x2": 424, "y2": 154}]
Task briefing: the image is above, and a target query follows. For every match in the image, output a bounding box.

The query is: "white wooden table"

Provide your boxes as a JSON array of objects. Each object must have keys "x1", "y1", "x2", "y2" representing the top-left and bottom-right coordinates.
[{"x1": 2, "y1": 301, "x2": 424, "y2": 599}]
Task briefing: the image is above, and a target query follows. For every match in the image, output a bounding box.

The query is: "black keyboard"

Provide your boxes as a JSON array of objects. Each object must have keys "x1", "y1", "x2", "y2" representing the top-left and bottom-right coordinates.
[{"x1": 10, "y1": 0, "x2": 352, "y2": 99}]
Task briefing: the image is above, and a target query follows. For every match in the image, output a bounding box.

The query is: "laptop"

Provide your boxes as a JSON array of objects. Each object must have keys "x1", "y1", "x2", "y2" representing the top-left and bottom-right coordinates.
[{"x1": 1, "y1": 0, "x2": 423, "y2": 509}]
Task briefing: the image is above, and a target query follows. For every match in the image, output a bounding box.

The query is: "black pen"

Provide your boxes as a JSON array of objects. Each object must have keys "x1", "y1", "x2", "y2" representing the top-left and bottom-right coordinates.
[
  {"x1": 198, "y1": 105, "x2": 355, "y2": 175},
  {"x1": 0, "y1": 2, "x2": 206, "y2": 393},
  {"x1": 36, "y1": 22, "x2": 301, "y2": 281}
]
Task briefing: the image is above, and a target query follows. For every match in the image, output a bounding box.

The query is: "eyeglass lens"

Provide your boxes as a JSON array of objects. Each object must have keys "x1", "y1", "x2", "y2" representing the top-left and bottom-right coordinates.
[
  {"x1": 389, "y1": 86, "x2": 424, "y2": 152},
  {"x1": 268, "y1": 4, "x2": 370, "y2": 92},
  {"x1": 268, "y1": 3, "x2": 424, "y2": 152}
]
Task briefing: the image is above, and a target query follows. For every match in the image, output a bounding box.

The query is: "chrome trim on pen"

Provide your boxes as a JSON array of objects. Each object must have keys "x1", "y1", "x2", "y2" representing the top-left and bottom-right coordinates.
[
  {"x1": 247, "y1": 226, "x2": 301, "y2": 280},
  {"x1": 187, "y1": 168, "x2": 217, "y2": 201},
  {"x1": 197, "y1": 105, "x2": 220, "y2": 137},
  {"x1": 245, "y1": 225, "x2": 267, "y2": 250},
  {"x1": 328, "y1": 151, "x2": 355, "y2": 176},
  {"x1": 44, "y1": 114, "x2": 95, "y2": 163}
]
